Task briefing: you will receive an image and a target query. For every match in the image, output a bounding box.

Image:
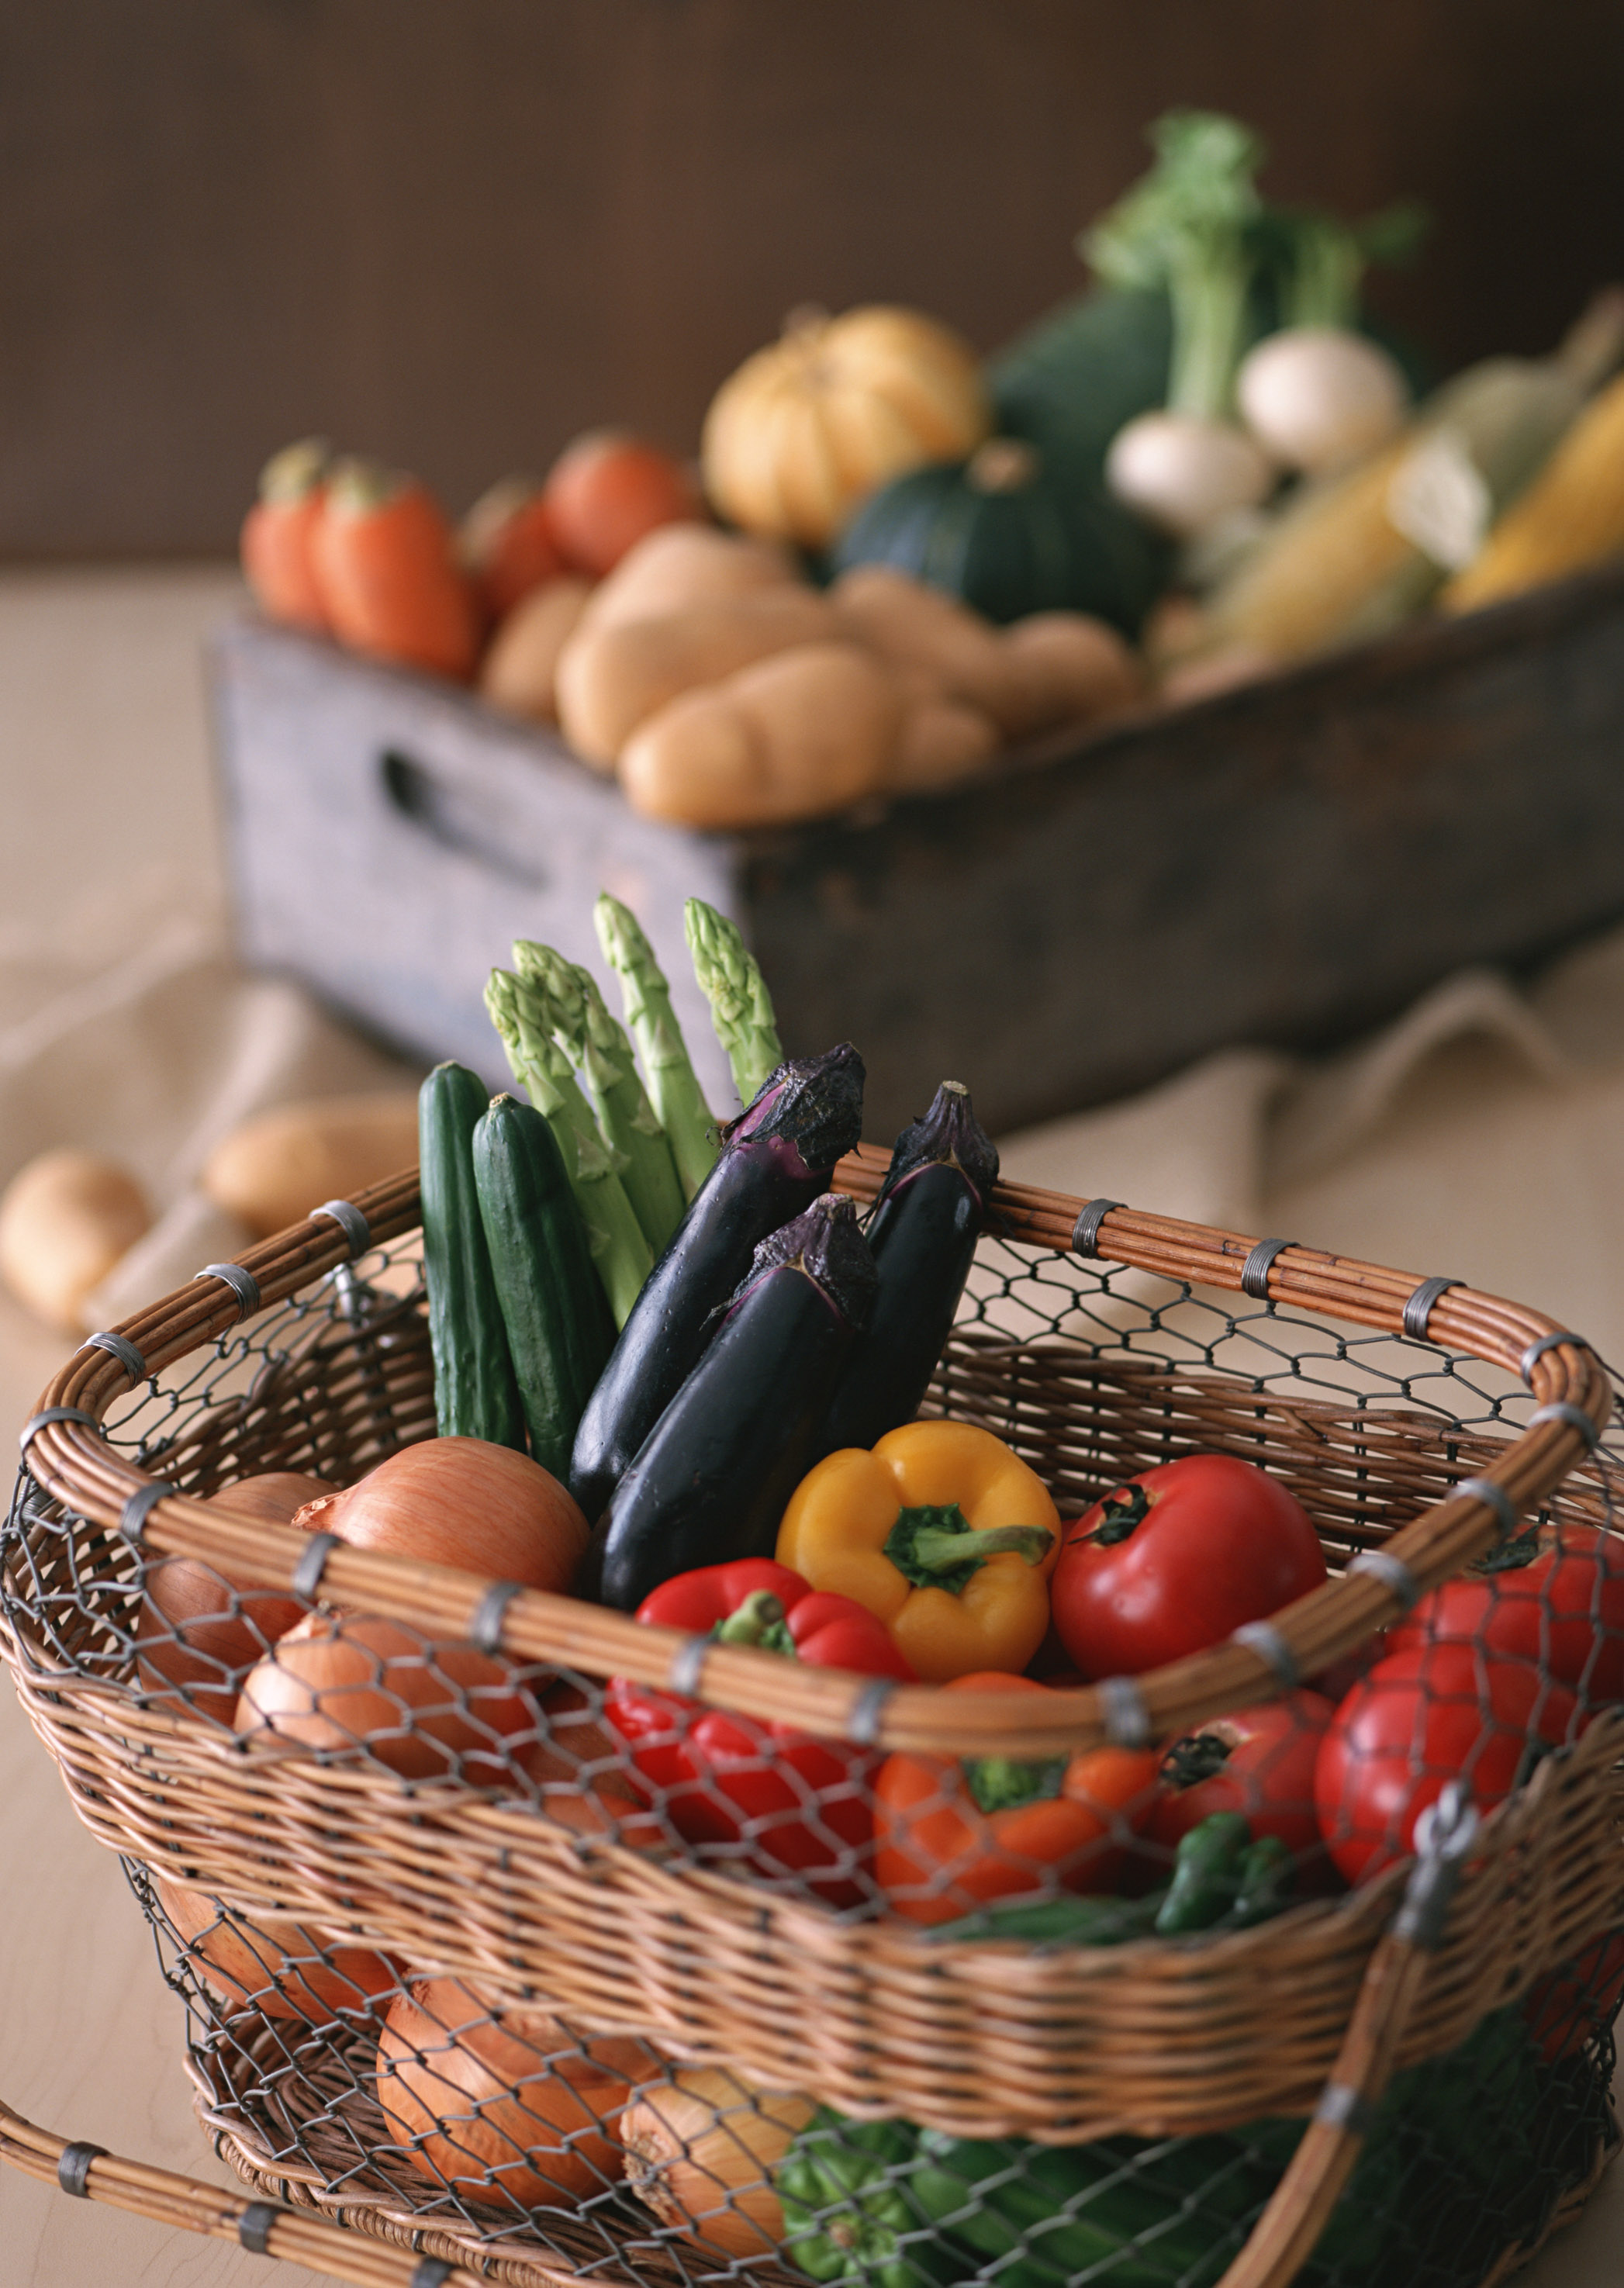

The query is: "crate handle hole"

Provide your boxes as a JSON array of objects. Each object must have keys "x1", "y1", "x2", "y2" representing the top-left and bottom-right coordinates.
[{"x1": 379, "y1": 748, "x2": 549, "y2": 890}]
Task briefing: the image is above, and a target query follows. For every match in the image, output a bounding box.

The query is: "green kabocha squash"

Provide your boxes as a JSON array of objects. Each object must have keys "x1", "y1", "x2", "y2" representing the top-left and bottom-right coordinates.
[
  {"x1": 990, "y1": 286, "x2": 1173, "y2": 480},
  {"x1": 830, "y1": 437, "x2": 1167, "y2": 634}
]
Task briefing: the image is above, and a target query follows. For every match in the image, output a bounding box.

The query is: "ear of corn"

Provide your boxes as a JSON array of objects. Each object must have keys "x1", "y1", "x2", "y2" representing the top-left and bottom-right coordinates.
[
  {"x1": 1440, "y1": 364, "x2": 1624, "y2": 613},
  {"x1": 1203, "y1": 292, "x2": 1624, "y2": 662}
]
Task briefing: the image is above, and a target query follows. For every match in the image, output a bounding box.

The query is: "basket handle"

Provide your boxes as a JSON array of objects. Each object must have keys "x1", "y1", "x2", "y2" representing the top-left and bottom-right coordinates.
[
  {"x1": 0, "y1": 2088, "x2": 492, "y2": 2288},
  {"x1": 1213, "y1": 1785, "x2": 1481, "y2": 2288}
]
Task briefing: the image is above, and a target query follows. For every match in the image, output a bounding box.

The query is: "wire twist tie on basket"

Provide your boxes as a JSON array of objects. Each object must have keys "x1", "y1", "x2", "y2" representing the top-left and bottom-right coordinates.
[
  {"x1": 1313, "y1": 2082, "x2": 1375, "y2": 2136},
  {"x1": 292, "y1": 1531, "x2": 340, "y2": 1603},
  {"x1": 1453, "y1": 1476, "x2": 1521, "y2": 1540},
  {"x1": 1401, "y1": 1277, "x2": 1461, "y2": 1341},
  {"x1": 1240, "y1": 1237, "x2": 1294, "y2": 1299},
  {"x1": 311, "y1": 1197, "x2": 371, "y2": 1258},
  {"x1": 1393, "y1": 1782, "x2": 1479, "y2": 1949},
  {"x1": 195, "y1": 1261, "x2": 261, "y2": 1321},
  {"x1": 1348, "y1": 1548, "x2": 1423, "y2": 1612},
  {"x1": 667, "y1": 1633, "x2": 710, "y2": 1697},
  {"x1": 1229, "y1": 1619, "x2": 1301, "y2": 1688},
  {"x1": 237, "y1": 2201, "x2": 283, "y2": 2255},
  {"x1": 85, "y1": 1328, "x2": 149, "y2": 1382},
  {"x1": 409, "y1": 2262, "x2": 454, "y2": 2288},
  {"x1": 845, "y1": 1678, "x2": 896, "y2": 1748},
  {"x1": 119, "y1": 1480, "x2": 175, "y2": 1545},
  {"x1": 469, "y1": 1579, "x2": 524, "y2": 1656},
  {"x1": 1071, "y1": 1198, "x2": 1124, "y2": 1257},
  {"x1": 1529, "y1": 1401, "x2": 1602, "y2": 1452},
  {"x1": 19, "y1": 1405, "x2": 96, "y2": 1455},
  {"x1": 1098, "y1": 1673, "x2": 1153, "y2": 1748},
  {"x1": 1520, "y1": 1329, "x2": 1595, "y2": 1384},
  {"x1": 56, "y1": 2141, "x2": 105, "y2": 2198}
]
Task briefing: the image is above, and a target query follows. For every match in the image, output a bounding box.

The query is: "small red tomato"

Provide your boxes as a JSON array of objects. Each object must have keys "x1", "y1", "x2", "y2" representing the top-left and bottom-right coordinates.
[
  {"x1": 1387, "y1": 1527, "x2": 1624, "y2": 1705},
  {"x1": 1315, "y1": 1642, "x2": 1583, "y2": 1886},
  {"x1": 541, "y1": 431, "x2": 705, "y2": 577},
  {"x1": 1522, "y1": 1930, "x2": 1624, "y2": 2065},
  {"x1": 1049, "y1": 1454, "x2": 1325, "y2": 1678},
  {"x1": 1148, "y1": 1691, "x2": 1338, "y2": 1871}
]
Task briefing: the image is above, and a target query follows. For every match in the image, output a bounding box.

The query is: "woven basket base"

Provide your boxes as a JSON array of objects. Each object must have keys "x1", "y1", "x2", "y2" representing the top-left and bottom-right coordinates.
[{"x1": 191, "y1": 2022, "x2": 1623, "y2": 2288}]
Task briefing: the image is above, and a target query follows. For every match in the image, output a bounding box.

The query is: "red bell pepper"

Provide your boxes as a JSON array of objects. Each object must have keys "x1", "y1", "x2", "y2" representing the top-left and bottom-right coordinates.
[{"x1": 605, "y1": 1558, "x2": 916, "y2": 1906}]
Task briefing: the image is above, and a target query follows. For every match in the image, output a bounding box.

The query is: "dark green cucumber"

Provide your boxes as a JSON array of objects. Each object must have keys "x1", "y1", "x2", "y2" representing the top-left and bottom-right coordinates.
[
  {"x1": 472, "y1": 1093, "x2": 614, "y2": 1480},
  {"x1": 419, "y1": 1063, "x2": 526, "y2": 1450}
]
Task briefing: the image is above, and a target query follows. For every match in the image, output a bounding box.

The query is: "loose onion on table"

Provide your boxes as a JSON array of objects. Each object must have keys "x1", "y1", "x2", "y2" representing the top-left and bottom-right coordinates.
[
  {"x1": 152, "y1": 1871, "x2": 399, "y2": 2025},
  {"x1": 377, "y1": 1975, "x2": 662, "y2": 2212},
  {"x1": 294, "y1": 1436, "x2": 589, "y2": 1592},
  {"x1": 136, "y1": 1469, "x2": 332, "y2": 1722},
  {"x1": 619, "y1": 2067, "x2": 813, "y2": 2257}
]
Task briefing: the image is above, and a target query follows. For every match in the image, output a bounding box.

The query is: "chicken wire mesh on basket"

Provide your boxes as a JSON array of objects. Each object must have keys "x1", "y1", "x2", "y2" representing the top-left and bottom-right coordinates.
[{"x1": 5, "y1": 1183, "x2": 1624, "y2": 2288}]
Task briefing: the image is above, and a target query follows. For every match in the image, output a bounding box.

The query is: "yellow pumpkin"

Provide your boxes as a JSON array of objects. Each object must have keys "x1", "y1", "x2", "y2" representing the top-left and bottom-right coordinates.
[{"x1": 701, "y1": 305, "x2": 992, "y2": 550}]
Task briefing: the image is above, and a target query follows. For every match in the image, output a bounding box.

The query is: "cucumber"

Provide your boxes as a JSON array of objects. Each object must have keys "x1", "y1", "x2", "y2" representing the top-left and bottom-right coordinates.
[
  {"x1": 419, "y1": 1062, "x2": 526, "y2": 1449},
  {"x1": 472, "y1": 1092, "x2": 613, "y2": 1481}
]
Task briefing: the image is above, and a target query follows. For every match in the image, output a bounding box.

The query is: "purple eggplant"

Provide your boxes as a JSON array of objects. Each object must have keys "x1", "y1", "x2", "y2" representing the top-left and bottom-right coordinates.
[
  {"x1": 568, "y1": 1042, "x2": 865, "y2": 1522},
  {"x1": 589, "y1": 1195, "x2": 878, "y2": 1612},
  {"x1": 817, "y1": 1080, "x2": 998, "y2": 1457}
]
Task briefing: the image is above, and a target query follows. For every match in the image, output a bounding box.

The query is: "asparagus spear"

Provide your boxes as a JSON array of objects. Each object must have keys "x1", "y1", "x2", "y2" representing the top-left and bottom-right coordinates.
[
  {"x1": 512, "y1": 940, "x2": 686, "y2": 1257},
  {"x1": 484, "y1": 966, "x2": 653, "y2": 1329},
  {"x1": 683, "y1": 898, "x2": 783, "y2": 1111},
  {"x1": 594, "y1": 892, "x2": 719, "y2": 1201}
]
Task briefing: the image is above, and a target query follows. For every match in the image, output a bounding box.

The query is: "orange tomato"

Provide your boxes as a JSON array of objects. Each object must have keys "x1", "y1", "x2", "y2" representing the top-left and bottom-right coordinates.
[{"x1": 541, "y1": 430, "x2": 706, "y2": 577}]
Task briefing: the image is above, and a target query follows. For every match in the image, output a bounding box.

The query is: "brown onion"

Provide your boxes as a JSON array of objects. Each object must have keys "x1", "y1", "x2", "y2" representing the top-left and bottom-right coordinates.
[
  {"x1": 376, "y1": 1976, "x2": 662, "y2": 2211},
  {"x1": 153, "y1": 1871, "x2": 398, "y2": 2024},
  {"x1": 136, "y1": 1471, "x2": 331, "y2": 1721},
  {"x1": 619, "y1": 2068, "x2": 813, "y2": 2256},
  {"x1": 235, "y1": 1610, "x2": 544, "y2": 1783},
  {"x1": 297, "y1": 1437, "x2": 587, "y2": 1592}
]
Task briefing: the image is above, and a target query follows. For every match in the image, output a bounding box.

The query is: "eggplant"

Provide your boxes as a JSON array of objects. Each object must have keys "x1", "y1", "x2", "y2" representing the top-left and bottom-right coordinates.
[
  {"x1": 568, "y1": 1042, "x2": 865, "y2": 1523},
  {"x1": 817, "y1": 1080, "x2": 998, "y2": 1457},
  {"x1": 590, "y1": 1195, "x2": 877, "y2": 1612}
]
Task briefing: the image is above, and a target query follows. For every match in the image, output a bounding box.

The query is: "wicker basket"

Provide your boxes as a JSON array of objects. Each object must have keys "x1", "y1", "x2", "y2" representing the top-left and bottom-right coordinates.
[{"x1": 3, "y1": 1151, "x2": 1622, "y2": 2288}]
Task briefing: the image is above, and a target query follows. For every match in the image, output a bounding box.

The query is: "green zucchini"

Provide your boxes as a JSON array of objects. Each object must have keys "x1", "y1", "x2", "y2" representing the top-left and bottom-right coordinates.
[
  {"x1": 419, "y1": 1062, "x2": 526, "y2": 1450},
  {"x1": 472, "y1": 1092, "x2": 613, "y2": 1481}
]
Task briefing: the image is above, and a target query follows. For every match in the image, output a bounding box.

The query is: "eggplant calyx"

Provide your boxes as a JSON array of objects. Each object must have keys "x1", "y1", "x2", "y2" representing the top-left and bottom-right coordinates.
[
  {"x1": 1075, "y1": 1483, "x2": 1152, "y2": 1548},
  {"x1": 734, "y1": 1194, "x2": 879, "y2": 1330},
  {"x1": 1160, "y1": 1730, "x2": 1232, "y2": 1790},
  {"x1": 884, "y1": 1502, "x2": 1053, "y2": 1595},
  {"x1": 963, "y1": 1753, "x2": 1069, "y2": 1814},
  {"x1": 873, "y1": 1080, "x2": 1000, "y2": 1213},
  {"x1": 712, "y1": 1590, "x2": 796, "y2": 1657},
  {"x1": 724, "y1": 1042, "x2": 866, "y2": 1175}
]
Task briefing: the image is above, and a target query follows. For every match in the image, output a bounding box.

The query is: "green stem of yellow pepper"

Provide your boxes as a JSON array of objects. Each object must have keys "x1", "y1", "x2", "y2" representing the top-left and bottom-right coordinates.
[{"x1": 884, "y1": 1504, "x2": 1053, "y2": 1595}]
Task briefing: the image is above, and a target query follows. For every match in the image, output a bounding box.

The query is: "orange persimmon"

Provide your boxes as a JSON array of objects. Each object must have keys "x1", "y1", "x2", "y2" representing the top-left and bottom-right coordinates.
[
  {"x1": 541, "y1": 430, "x2": 706, "y2": 578},
  {"x1": 240, "y1": 438, "x2": 331, "y2": 632},
  {"x1": 311, "y1": 458, "x2": 481, "y2": 679}
]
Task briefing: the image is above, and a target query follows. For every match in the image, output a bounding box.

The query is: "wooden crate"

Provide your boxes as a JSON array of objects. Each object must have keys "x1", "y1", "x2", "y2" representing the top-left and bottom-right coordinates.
[{"x1": 210, "y1": 565, "x2": 1624, "y2": 1139}]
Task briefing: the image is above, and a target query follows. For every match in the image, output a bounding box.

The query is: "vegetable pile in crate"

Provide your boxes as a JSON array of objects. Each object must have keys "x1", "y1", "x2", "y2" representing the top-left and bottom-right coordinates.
[{"x1": 5, "y1": 900, "x2": 1624, "y2": 2288}]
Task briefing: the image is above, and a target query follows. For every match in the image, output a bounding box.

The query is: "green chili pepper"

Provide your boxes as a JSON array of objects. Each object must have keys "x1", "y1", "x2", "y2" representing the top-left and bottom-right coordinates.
[
  {"x1": 928, "y1": 1889, "x2": 1168, "y2": 1948},
  {"x1": 1221, "y1": 1834, "x2": 1295, "y2": 1930},
  {"x1": 1154, "y1": 1809, "x2": 1251, "y2": 1934}
]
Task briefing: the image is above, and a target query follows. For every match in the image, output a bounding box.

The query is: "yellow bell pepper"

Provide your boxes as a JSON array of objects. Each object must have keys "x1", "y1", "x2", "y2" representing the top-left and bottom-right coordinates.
[{"x1": 776, "y1": 1421, "x2": 1059, "y2": 1682}]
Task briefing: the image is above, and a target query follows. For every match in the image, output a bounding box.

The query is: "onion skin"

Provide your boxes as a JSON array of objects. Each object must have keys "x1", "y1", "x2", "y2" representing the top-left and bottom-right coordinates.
[
  {"x1": 153, "y1": 1872, "x2": 398, "y2": 2024},
  {"x1": 136, "y1": 1471, "x2": 332, "y2": 1721},
  {"x1": 234, "y1": 1611, "x2": 545, "y2": 1782},
  {"x1": 377, "y1": 1976, "x2": 661, "y2": 2211},
  {"x1": 619, "y1": 2068, "x2": 813, "y2": 2256},
  {"x1": 295, "y1": 1436, "x2": 587, "y2": 1592}
]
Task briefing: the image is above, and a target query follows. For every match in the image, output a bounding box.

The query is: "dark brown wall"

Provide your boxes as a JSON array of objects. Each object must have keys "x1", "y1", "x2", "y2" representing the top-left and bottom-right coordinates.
[{"x1": 2, "y1": 0, "x2": 1621, "y2": 556}]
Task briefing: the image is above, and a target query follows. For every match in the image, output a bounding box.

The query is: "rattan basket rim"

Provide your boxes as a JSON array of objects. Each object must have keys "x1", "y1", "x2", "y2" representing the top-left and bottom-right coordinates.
[{"x1": 15, "y1": 1149, "x2": 1614, "y2": 1759}]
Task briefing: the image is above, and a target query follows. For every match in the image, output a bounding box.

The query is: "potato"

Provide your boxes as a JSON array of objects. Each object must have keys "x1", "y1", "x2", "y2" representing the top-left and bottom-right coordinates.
[
  {"x1": 578, "y1": 524, "x2": 801, "y2": 637},
  {"x1": 556, "y1": 589, "x2": 837, "y2": 768},
  {"x1": 830, "y1": 565, "x2": 1016, "y2": 724},
  {"x1": 619, "y1": 641, "x2": 904, "y2": 828},
  {"x1": 999, "y1": 612, "x2": 1146, "y2": 738},
  {"x1": 479, "y1": 575, "x2": 593, "y2": 721},
  {"x1": 0, "y1": 1149, "x2": 151, "y2": 1331},
  {"x1": 200, "y1": 1092, "x2": 420, "y2": 1239},
  {"x1": 887, "y1": 696, "x2": 1001, "y2": 794}
]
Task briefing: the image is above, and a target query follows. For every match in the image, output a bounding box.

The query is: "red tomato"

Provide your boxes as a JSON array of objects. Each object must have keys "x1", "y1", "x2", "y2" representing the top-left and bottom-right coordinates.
[
  {"x1": 1148, "y1": 1692, "x2": 1337, "y2": 1867},
  {"x1": 1315, "y1": 1643, "x2": 1583, "y2": 1885},
  {"x1": 1386, "y1": 1528, "x2": 1624, "y2": 1704},
  {"x1": 541, "y1": 431, "x2": 705, "y2": 577},
  {"x1": 1049, "y1": 1455, "x2": 1326, "y2": 1678},
  {"x1": 1522, "y1": 1930, "x2": 1624, "y2": 2064}
]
